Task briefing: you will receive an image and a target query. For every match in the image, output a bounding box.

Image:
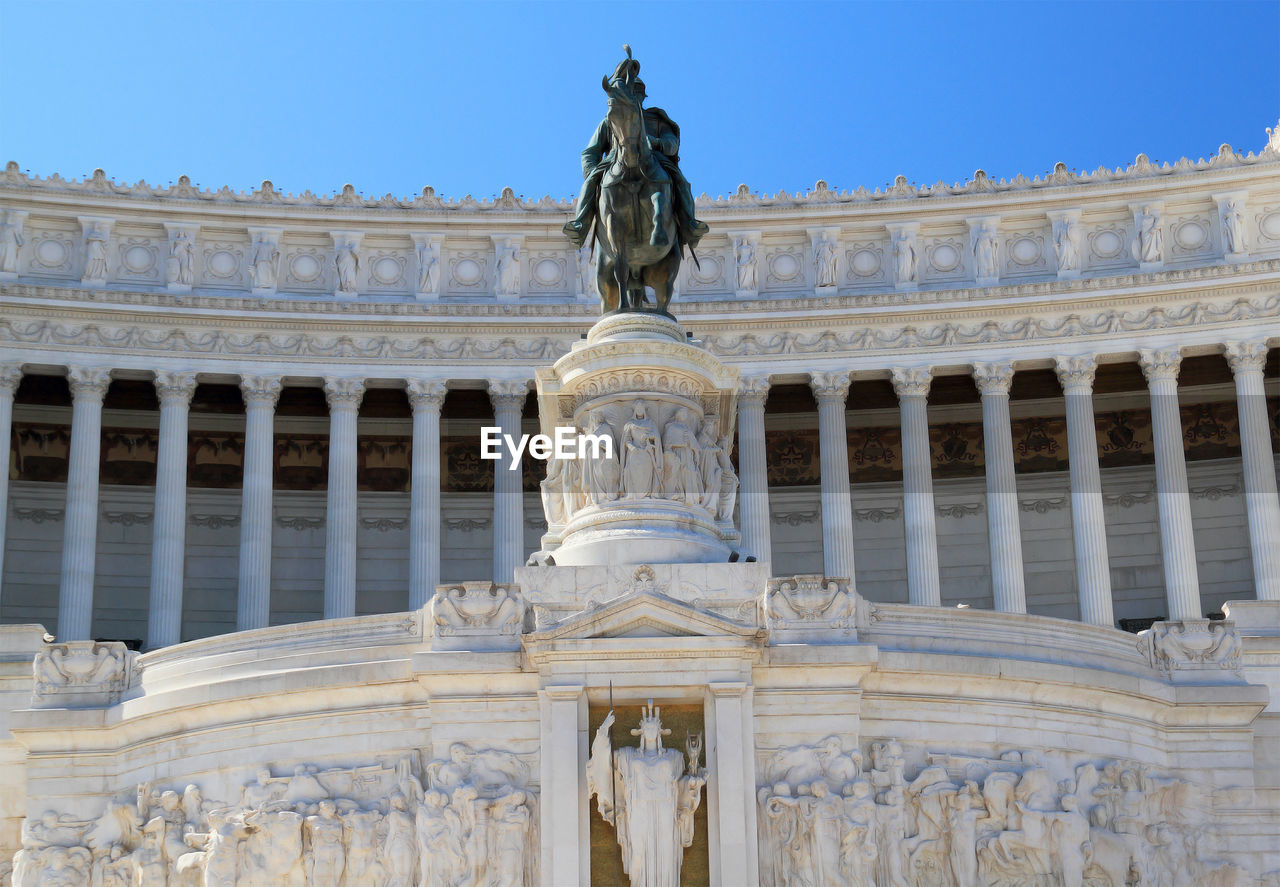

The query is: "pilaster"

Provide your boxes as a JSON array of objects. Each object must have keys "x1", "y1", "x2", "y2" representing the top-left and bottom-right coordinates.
[
  {"x1": 705, "y1": 681, "x2": 757, "y2": 887},
  {"x1": 539, "y1": 685, "x2": 588, "y2": 887}
]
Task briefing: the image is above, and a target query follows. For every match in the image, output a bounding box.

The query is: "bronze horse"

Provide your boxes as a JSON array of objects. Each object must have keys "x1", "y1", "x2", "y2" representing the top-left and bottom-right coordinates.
[{"x1": 594, "y1": 56, "x2": 681, "y2": 317}]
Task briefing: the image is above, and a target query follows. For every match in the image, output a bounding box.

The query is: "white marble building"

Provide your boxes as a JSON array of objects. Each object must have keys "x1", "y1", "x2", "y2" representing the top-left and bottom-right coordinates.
[{"x1": 0, "y1": 123, "x2": 1279, "y2": 885}]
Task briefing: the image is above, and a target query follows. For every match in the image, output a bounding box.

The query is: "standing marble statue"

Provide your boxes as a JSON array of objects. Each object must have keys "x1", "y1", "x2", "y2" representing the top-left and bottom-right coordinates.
[
  {"x1": 588, "y1": 703, "x2": 707, "y2": 887},
  {"x1": 167, "y1": 231, "x2": 195, "y2": 286},
  {"x1": 620, "y1": 400, "x2": 663, "y2": 499},
  {"x1": 893, "y1": 230, "x2": 917, "y2": 285},
  {"x1": 417, "y1": 239, "x2": 440, "y2": 293},
  {"x1": 734, "y1": 236, "x2": 758, "y2": 291},
  {"x1": 1133, "y1": 208, "x2": 1163, "y2": 264},
  {"x1": 815, "y1": 234, "x2": 838, "y2": 288},
  {"x1": 972, "y1": 224, "x2": 999, "y2": 280},
  {"x1": 1221, "y1": 196, "x2": 1247, "y2": 254},
  {"x1": 661, "y1": 407, "x2": 702, "y2": 504},
  {"x1": 250, "y1": 236, "x2": 279, "y2": 290},
  {"x1": 1052, "y1": 215, "x2": 1080, "y2": 273},
  {"x1": 495, "y1": 239, "x2": 521, "y2": 296},
  {"x1": 83, "y1": 227, "x2": 109, "y2": 282},
  {"x1": 581, "y1": 411, "x2": 621, "y2": 505},
  {"x1": 0, "y1": 213, "x2": 24, "y2": 273},
  {"x1": 335, "y1": 242, "x2": 360, "y2": 295}
]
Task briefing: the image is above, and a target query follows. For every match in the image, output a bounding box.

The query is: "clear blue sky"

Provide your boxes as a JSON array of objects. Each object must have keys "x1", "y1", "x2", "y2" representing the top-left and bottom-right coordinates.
[{"x1": 1, "y1": 1, "x2": 1277, "y2": 201}]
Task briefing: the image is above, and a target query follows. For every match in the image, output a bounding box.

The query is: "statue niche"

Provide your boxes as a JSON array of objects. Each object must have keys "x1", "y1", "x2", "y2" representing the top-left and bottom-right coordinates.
[{"x1": 587, "y1": 702, "x2": 707, "y2": 887}]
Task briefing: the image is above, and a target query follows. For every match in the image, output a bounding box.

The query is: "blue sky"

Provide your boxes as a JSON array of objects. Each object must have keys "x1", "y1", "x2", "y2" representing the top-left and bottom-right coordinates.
[{"x1": 1, "y1": 1, "x2": 1277, "y2": 201}]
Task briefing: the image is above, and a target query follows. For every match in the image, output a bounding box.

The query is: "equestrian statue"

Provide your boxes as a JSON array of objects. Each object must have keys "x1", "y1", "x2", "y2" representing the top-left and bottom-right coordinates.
[{"x1": 563, "y1": 45, "x2": 709, "y2": 318}]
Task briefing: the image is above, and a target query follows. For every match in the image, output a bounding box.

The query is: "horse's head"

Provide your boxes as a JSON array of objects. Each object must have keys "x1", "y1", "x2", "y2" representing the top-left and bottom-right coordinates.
[{"x1": 602, "y1": 75, "x2": 646, "y2": 173}]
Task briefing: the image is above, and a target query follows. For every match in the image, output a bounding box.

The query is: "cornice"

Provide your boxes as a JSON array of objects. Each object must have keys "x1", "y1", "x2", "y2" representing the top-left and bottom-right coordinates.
[{"x1": 4, "y1": 136, "x2": 1278, "y2": 217}]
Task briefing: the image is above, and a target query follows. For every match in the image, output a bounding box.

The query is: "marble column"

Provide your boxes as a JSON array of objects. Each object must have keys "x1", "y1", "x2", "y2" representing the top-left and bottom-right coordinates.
[
  {"x1": 1054, "y1": 356, "x2": 1115, "y2": 626},
  {"x1": 323, "y1": 377, "x2": 365, "y2": 620},
  {"x1": 1224, "y1": 340, "x2": 1280, "y2": 601},
  {"x1": 540, "y1": 685, "x2": 588, "y2": 887},
  {"x1": 58, "y1": 365, "x2": 112, "y2": 641},
  {"x1": 972, "y1": 362, "x2": 1026, "y2": 613},
  {"x1": 0, "y1": 363, "x2": 21, "y2": 601},
  {"x1": 145, "y1": 371, "x2": 198, "y2": 649},
  {"x1": 736, "y1": 375, "x2": 772, "y2": 563},
  {"x1": 489, "y1": 380, "x2": 529, "y2": 583},
  {"x1": 705, "y1": 681, "x2": 758, "y2": 887},
  {"x1": 407, "y1": 378, "x2": 447, "y2": 610},
  {"x1": 1138, "y1": 348, "x2": 1202, "y2": 621},
  {"x1": 809, "y1": 371, "x2": 856, "y2": 583},
  {"x1": 891, "y1": 367, "x2": 942, "y2": 607},
  {"x1": 237, "y1": 374, "x2": 282, "y2": 632}
]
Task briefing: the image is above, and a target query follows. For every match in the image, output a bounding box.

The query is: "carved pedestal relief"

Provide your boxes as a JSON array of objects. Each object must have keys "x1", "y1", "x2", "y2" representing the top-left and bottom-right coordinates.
[
  {"x1": 11, "y1": 747, "x2": 538, "y2": 887},
  {"x1": 756, "y1": 738, "x2": 1253, "y2": 887}
]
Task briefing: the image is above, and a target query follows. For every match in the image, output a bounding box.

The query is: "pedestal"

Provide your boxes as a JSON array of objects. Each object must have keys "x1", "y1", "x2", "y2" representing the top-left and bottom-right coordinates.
[{"x1": 533, "y1": 313, "x2": 741, "y2": 567}]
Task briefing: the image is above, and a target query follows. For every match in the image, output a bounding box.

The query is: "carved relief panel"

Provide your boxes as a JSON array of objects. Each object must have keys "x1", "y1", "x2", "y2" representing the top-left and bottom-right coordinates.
[
  {"x1": 200, "y1": 237, "x2": 247, "y2": 288},
  {"x1": 23, "y1": 222, "x2": 78, "y2": 279},
  {"x1": 446, "y1": 244, "x2": 490, "y2": 295},
  {"x1": 1000, "y1": 225, "x2": 1050, "y2": 279},
  {"x1": 1083, "y1": 216, "x2": 1134, "y2": 273},
  {"x1": 844, "y1": 239, "x2": 888, "y2": 287},
  {"x1": 917, "y1": 233, "x2": 968, "y2": 286}
]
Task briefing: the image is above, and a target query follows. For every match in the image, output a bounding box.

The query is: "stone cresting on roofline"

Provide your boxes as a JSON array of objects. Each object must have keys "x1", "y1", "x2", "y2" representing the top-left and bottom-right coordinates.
[{"x1": 1, "y1": 124, "x2": 1278, "y2": 212}]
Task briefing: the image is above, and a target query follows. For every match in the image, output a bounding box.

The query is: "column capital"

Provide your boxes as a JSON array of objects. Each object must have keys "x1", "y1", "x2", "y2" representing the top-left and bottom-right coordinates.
[
  {"x1": 542, "y1": 683, "x2": 584, "y2": 701},
  {"x1": 323, "y1": 376, "x2": 366, "y2": 411},
  {"x1": 737, "y1": 373, "x2": 771, "y2": 405},
  {"x1": 239, "y1": 373, "x2": 283, "y2": 408},
  {"x1": 406, "y1": 378, "x2": 449, "y2": 411},
  {"x1": 0, "y1": 361, "x2": 23, "y2": 395},
  {"x1": 706, "y1": 680, "x2": 749, "y2": 698},
  {"x1": 66, "y1": 365, "x2": 112, "y2": 400},
  {"x1": 1138, "y1": 348, "x2": 1182, "y2": 385},
  {"x1": 153, "y1": 371, "x2": 198, "y2": 405},
  {"x1": 1054, "y1": 355, "x2": 1097, "y2": 394},
  {"x1": 487, "y1": 379, "x2": 530, "y2": 411},
  {"x1": 1223, "y1": 340, "x2": 1270, "y2": 376},
  {"x1": 971, "y1": 361, "x2": 1014, "y2": 395},
  {"x1": 890, "y1": 366, "x2": 932, "y2": 398},
  {"x1": 808, "y1": 370, "x2": 850, "y2": 404}
]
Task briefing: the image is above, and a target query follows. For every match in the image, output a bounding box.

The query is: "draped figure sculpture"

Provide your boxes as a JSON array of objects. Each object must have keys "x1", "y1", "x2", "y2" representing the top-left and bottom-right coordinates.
[
  {"x1": 620, "y1": 400, "x2": 663, "y2": 499},
  {"x1": 581, "y1": 410, "x2": 621, "y2": 505},
  {"x1": 661, "y1": 407, "x2": 701, "y2": 504},
  {"x1": 587, "y1": 703, "x2": 707, "y2": 887}
]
